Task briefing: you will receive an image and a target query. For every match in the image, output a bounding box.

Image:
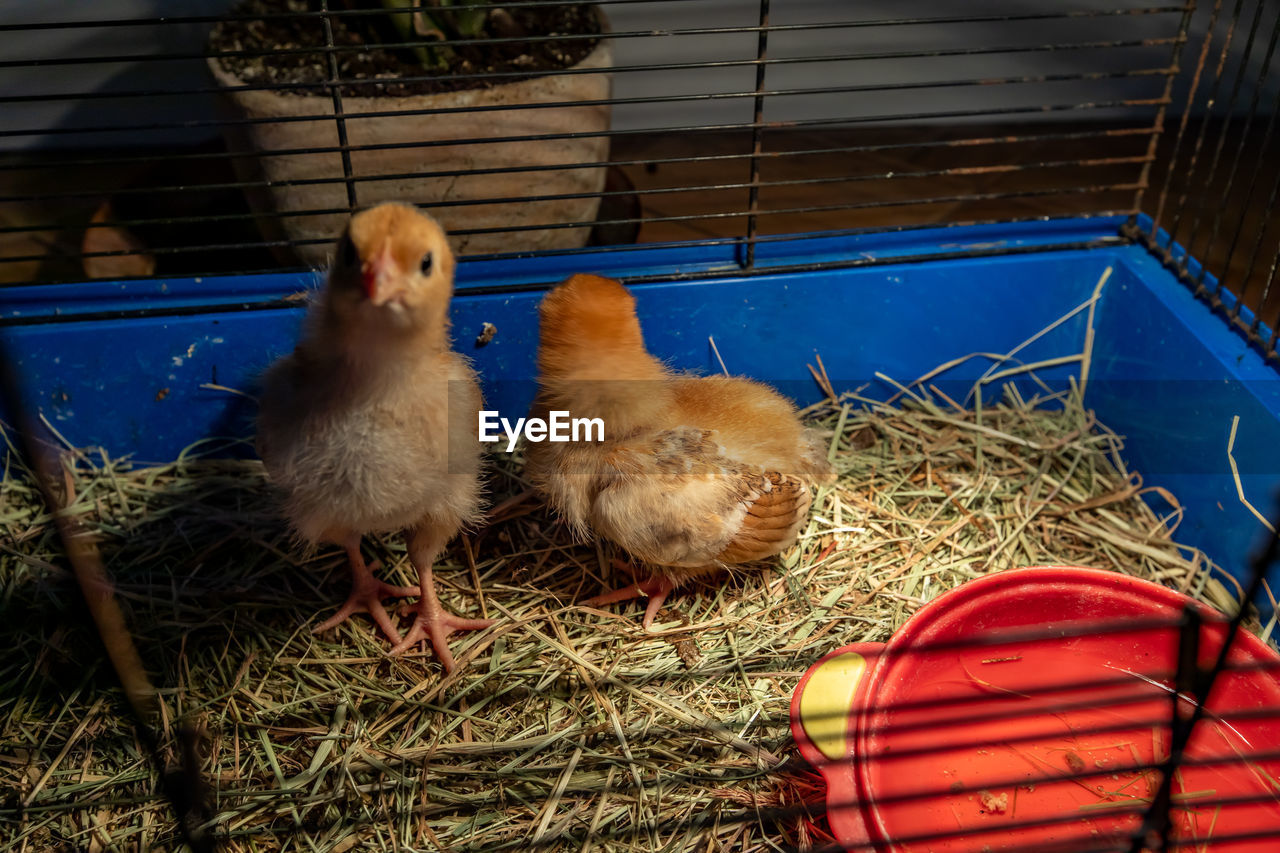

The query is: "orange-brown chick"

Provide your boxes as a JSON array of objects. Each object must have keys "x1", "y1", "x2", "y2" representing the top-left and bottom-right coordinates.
[
  {"x1": 256, "y1": 202, "x2": 491, "y2": 670},
  {"x1": 526, "y1": 273, "x2": 833, "y2": 629}
]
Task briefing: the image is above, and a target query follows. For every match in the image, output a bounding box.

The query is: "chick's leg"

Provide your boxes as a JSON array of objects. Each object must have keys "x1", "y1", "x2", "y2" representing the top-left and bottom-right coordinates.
[
  {"x1": 390, "y1": 521, "x2": 495, "y2": 670},
  {"x1": 584, "y1": 567, "x2": 676, "y2": 631},
  {"x1": 313, "y1": 534, "x2": 420, "y2": 645}
]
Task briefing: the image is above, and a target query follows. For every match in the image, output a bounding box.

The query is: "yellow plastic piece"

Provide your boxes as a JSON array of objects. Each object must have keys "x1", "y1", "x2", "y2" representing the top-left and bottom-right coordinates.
[{"x1": 798, "y1": 651, "x2": 868, "y2": 762}]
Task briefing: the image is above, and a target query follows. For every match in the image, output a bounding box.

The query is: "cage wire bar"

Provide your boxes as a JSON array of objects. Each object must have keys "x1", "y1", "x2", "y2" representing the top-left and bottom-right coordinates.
[
  {"x1": 1129, "y1": 0, "x2": 1280, "y2": 359},
  {"x1": 2, "y1": 3, "x2": 1280, "y2": 851},
  {"x1": 319, "y1": 0, "x2": 359, "y2": 211},
  {"x1": 2, "y1": 2, "x2": 1267, "y2": 342}
]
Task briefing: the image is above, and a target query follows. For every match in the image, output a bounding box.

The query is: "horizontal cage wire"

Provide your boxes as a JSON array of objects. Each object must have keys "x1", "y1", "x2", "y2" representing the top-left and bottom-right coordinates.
[
  {"x1": 8, "y1": 4, "x2": 1259, "y2": 313},
  {"x1": 1, "y1": 5, "x2": 1279, "y2": 849},
  {"x1": 0, "y1": 1, "x2": 1201, "y2": 287}
]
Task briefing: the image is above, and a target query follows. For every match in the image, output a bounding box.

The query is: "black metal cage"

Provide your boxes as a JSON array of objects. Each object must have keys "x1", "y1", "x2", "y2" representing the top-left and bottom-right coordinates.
[
  {"x1": 3, "y1": 3, "x2": 1280, "y2": 852},
  {"x1": 0, "y1": 1, "x2": 1276, "y2": 361}
]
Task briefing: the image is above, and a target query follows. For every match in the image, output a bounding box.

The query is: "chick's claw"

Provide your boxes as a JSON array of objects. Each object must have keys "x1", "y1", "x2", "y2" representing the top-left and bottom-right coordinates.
[
  {"x1": 584, "y1": 574, "x2": 676, "y2": 631},
  {"x1": 313, "y1": 571, "x2": 421, "y2": 646},
  {"x1": 389, "y1": 600, "x2": 495, "y2": 671}
]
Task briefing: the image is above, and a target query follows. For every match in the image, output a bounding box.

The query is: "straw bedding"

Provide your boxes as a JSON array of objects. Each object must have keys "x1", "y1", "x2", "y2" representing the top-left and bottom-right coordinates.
[{"x1": 0, "y1": 345, "x2": 1265, "y2": 852}]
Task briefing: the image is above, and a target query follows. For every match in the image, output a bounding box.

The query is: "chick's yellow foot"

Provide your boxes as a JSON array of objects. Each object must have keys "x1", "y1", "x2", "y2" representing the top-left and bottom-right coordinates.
[
  {"x1": 389, "y1": 597, "x2": 494, "y2": 671},
  {"x1": 584, "y1": 574, "x2": 676, "y2": 631},
  {"x1": 313, "y1": 563, "x2": 421, "y2": 646}
]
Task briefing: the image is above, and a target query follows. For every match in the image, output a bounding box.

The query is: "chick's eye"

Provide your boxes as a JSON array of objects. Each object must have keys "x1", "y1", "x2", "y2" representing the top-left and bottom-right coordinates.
[{"x1": 420, "y1": 251, "x2": 434, "y2": 276}]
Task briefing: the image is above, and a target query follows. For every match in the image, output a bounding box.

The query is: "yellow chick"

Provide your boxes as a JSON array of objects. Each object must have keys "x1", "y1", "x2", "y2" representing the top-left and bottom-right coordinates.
[
  {"x1": 256, "y1": 202, "x2": 491, "y2": 670},
  {"x1": 526, "y1": 273, "x2": 833, "y2": 628}
]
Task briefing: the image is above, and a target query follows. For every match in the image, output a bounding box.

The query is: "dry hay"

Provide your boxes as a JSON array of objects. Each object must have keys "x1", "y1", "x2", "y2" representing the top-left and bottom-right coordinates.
[{"x1": 2, "y1": 362, "x2": 1265, "y2": 852}]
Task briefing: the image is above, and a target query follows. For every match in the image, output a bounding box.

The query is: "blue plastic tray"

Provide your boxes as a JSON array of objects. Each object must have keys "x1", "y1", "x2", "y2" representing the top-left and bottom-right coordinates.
[{"x1": 2, "y1": 215, "x2": 1277, "y2": 586}]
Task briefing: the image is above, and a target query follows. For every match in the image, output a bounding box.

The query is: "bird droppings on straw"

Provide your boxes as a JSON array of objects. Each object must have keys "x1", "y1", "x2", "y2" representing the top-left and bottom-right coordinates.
[{"x1": 0, "y1": 381, "x2": 1262, "y2": 851}]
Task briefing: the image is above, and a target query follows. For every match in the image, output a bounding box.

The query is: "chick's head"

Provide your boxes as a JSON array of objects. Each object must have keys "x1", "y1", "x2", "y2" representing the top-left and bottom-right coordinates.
[
  {"x1": 537, "y1": 274, "x2": 650, "y2": 379},
  {"x1": 325, "y1": 202, "x2": 455, "y2": 334}
]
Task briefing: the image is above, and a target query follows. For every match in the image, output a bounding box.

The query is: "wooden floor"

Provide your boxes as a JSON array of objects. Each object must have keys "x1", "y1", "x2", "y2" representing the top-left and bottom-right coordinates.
[{"x1": 1, "y1": 122, "x2": 1276, "y2": 336}]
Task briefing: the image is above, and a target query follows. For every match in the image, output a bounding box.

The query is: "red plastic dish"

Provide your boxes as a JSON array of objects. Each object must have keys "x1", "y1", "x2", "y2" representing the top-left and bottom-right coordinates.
[{"x1": 790, "y1": 566, "x2": 1280, "y2": 852}]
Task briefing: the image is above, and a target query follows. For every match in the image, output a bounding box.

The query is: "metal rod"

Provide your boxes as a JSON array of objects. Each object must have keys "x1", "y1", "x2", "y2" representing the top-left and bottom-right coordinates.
[
  {"x1": 1256, "y1": 240, "x2": 1280, "y2": 341},
  {"x1": 1129, "y1": 605, "x2": 1203, "y2": 853},
  {"x1": 822, "y1": 750, "x2": 1280, "y2": 817},
  {"x1": 0, "y1": 159, "x2": 1155, "y2": 237},
  {"x1": 0, "y1": 4, "x2": 1189, "y2": 35},
  {"x1": 1165, "y1": 0, "x2": 1251, "y2": 247},
  {"x1": 0, "y1": 35, "x2": 1180, "y2": 76},
  {"x1": 0, "y1": 157, "x2": 1153, "y2": 243},
  {"x1": 0, "y1": 211, "x2": 1127, "y2": 291},
  {"x1": 532, "y1": 800, "x2": 1279, "y2": 853},
  {"x1": 743, "y1": 0, "x2": 769, "y2": 269},
  {"x1": 830, "y1": 706, "x2": 1280, "y2": 772},
  {"x1": 1146, "y1": 0, "x2": 1227, "y2": 240},
  {"x1": 0, "y1": 16, "x2": 1174, "y2": 59},
  {"x1": 1198, "y1": 10, "x2": 1280, "y2": 301},
  {"x1": 1130, "y1": 218, "x2": 1280, "y2": 360},
  {"x1": 2, "y1": 232, "x2": 1129, "y2": 304},
  {"x1": 0, "y1": 98, "x2": 1171, "y2": 145},
  {"x1": 319, "y1": 0, "x2": 357, "y2": 210},
  {"x1": 1240, "y1": 161, "x2": 1280, "y2": 334},
  {"x1": 1136, "y1": 509, "x2": 1280, "y2": 851},
  {"x1": 0, "y1": 183, "x2": 1145, "y2": 269},
  {"x1": 1222, "y1": 97, "x2": 1280, "y2": 322},
  {"x1": 1128, "y1": 0, "x2": 1196, "y2": 223},
  {"x1": 1183, "y1": 1, "x2": 1279, "y2": 282},
  {"x1": 0, "y1": 124, "x2": 1155, "y2": 184},
  {"x1": 0, "y1": 94, "x2": 1169, "y2": 153},
  {"x1": 0, "y1": 64, "x2": 1173, "y2": 109}
]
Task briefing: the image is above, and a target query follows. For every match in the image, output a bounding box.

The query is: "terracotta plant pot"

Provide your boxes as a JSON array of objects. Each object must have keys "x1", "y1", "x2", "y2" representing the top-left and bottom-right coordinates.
[{"x1": 207, "y1": 13, "x2": 611, "y2": 265}]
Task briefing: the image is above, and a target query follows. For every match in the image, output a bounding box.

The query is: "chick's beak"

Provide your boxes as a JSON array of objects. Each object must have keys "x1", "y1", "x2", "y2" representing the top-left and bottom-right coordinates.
[{"x1": 360, "y1": 240, "x2": 400, "y2": 306}]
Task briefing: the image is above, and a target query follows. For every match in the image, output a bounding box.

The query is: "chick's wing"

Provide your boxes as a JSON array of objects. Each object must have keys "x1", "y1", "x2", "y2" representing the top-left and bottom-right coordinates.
[
  {"x1": 714, "y1": 471, "x2": 812, "y2": 564},
  {"x1": 580, "y1": 427, "x2": 809, "y2": 569}
]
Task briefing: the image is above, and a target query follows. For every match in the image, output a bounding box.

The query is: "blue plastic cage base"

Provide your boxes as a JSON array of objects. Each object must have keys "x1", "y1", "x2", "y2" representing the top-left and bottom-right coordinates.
[{"x1": 2, "y1": 216, "x2": 1277, "y2": 587}]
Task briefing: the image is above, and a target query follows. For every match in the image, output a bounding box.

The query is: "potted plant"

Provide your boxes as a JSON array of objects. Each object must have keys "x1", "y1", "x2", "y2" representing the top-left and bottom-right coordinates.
[{"x1": 207, "y1": 0, "x2": 611, "y2": 265}]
